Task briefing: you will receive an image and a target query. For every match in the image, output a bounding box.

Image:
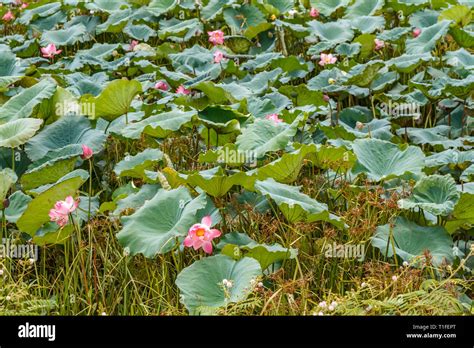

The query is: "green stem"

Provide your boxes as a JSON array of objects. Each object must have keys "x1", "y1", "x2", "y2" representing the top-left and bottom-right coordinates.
[{"x1": 88, "y1": 159, "x2": 93, "y2": 221}]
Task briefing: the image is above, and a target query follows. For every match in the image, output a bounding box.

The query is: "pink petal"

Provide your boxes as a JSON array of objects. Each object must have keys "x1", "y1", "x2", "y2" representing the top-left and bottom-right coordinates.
[
  {"x1": 209, "y1": 229, "x2": 221, "y2": 239},
  {"x1": 183, "y1": 236, "x2": 193, "y2": 247},
  {"x1": 202, "y1": 241, "x2": 213, "y2": 254},
  {"x1": 201, "y1": 215, "x2": 212, "y2": 227}
]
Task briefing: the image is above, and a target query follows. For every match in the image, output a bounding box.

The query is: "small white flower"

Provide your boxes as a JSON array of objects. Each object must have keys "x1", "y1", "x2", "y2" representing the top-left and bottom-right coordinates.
[
  {"x1": 403, "y1": 261, "x2": 409, "y2": 267},
  {"x1": 361, "y1": 282, "x2": 367, "y2": 288},
  {"x1": 101, "y1": 312, "x2": 107, "y2": 316},
  {"x1": 366, "y1": 305, "x2": 372, "y2": 312},
  {"x1": 0, "y1": 269, "x2": 3, "y2": 276},
  {"x1": 28, "y1": 258, "x2": 35, "y2": 265},
  {"x1": 222, "y1": 279, "x2": 233, "y2": 288},
  {"x1": 330, "y1": 301, "x2": 338, "y2": 308},
  {"x1": 391, "y1": 275, "x2": 398, "y2": 281},
  {"x1": 6, "y1": 295, "x2": 11, "y2": 301},
  {"x1": 328, "y1": 305, "x2": 335, "y2": 311},
  {"x1": 89, "y1": 10, "x2": 95, "y2": 14},
  {"x1": 318, "y1": 311, "x2": 324, "y2": 316},
  {"x1": 123, "y1": 247, "x2": 130, "y2": 257},
  {"x1": 257, "y1": 281, "x2": 263, "y2": 288},
  {"x1": 318, "y1": 301, "x2": 327, "y2": 308}
]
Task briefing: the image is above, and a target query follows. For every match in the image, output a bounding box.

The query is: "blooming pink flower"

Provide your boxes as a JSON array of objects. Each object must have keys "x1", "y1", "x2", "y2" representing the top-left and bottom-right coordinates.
[
  {"x1": 2, "y1": 10, "x2": 14, "y2": 22},
  {"x1": 176, "y1": 85, "x2": 190, "y2": 95},
  {"x1": 154, "y1": 81, "x2": 169, "y2": 91},
  {"x1": 81, "y1": 144, "x2": 93, "y2": 160},
  {"x1": 374, "y1": 39, "x2": 385, "y2": 51},
  {"x1": 213, "y1": 50, "x2": 225, "y2": 63},
  {"x1": 129, "y1": 40, "x2": 139, "y2": 51},
  {"x1": 21, "y1": 3, "x2": 28, "y2": 9},
  {"x1": 309, "y1": 8, "x2": 319, "y2": 18},
  {"x1": 319, "y1": 53, "x2": 337, "y2": 67},
  {"x1": 412, "y1": 28, "x2": 421, "y2": 38},
  {"x1": 208, "y1": 30, "x2": 224, "y2": 45},
  {"x1": 40, "y1": 43, "x2": 62, "y2": 59},
  {"x1": 183, "y1": 216, "x2": 221, "y2": 254},
  {"x1": 49, "y1": 196, "x2": 79, "y2": 227},
  {"x1": 265, "y1": 113, "x2": 283, "y2": 123}
]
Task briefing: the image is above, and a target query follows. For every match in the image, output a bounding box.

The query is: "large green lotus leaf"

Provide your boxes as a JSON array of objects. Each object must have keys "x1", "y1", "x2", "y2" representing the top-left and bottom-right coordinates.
[
  {"x1": 398, "y1": 175, "x2": 460, "y2": 216},
  {"x1": 255, "y1": 178, "x2": 345, "y2": 229},
  {"x1": 278, "y1": 85, "x2": 325, "y2": 107},
  {"x1": 305, "y1": 144, "x2": 356, "y2": 172},
  {"x1": 81, "y1": 79, "x2": 142, "y2": 122},
  {"x1": 396, "y1": 126, "x2": 461, "y2": 149},
  {"x1": 19, "y1": 2, "x2": 61, "y2": 25},
  {"x1": 16, "y1": 174, "x2": 88, "y2": 236},
  {"x1": 0, "y1": 79, "x2": 56, "y2": 123},
  {"x1": 353, "y1": 33, "x2": 377, "y2": 58},
  {"x1": 345, "y1": 61, "x2": 385, "y2": 87},
  {"x1": 377, "y1": 27, "x2": 411, "y2": 42},
  {"x1": 147, "y1": 0, "x2": 178, "y2": 16},
  {"x1": 387, "y1": 53, "x2": 434, "y2": 73},
  {"x1": 2, "y1": 191, "x2": 31, "y2": 223},
  {"x1": 0, "y1": 118, "x2": 43, "y2": 148},
  {"x1": 222, "y1": 239, "x2": 297, "y2": 271},
  {"x1": 461, "y1": 164, "x2": 474, "y2": 182},
  {"x1": 445, "y1": 193, "x2": 474, "y2": 234},
  {"x1": 32, "y1": 223, "x2": 74, "y2": 246},
  {"x1": 86, "y1": 0, "x2": 129, "y2": 12},
  {"x1": 236, "y1": 115, "x2": 303, "y2": 158},
  {"x1": 201, "y1": 0, "x2": 237, "y2": 20},
  {"x1": 352, "y1": 138, "x2": 425, "y2": 181},
  {"x1": 20, "y1": 157, "x2": 77, "y2": 191},
  {"x1": 25, "y1": 115, "x2": 106, "y2": 162},
  {"x1": 121, "y1": 110, "x2": 196, "y2": 140},
  {"x1": 176, "y1": 255, "x2": 262, "y2": 314},
  {"x1": 351, "y1": 16, "x2": 385, "y2": 34},
  {"x1": 451, "y1": 26, "x2": 474, "y2": 49},
  {"x1": 179, "y1": 166, "x2": 249, "y2": 198},
  {"x1": 425, "y1": 149, "x2": 474, "y2": 168},
  {"x1": 445, "y1": 48, "x2": 474, "y2": 69},
  {"x1": 310, "y1": 0, "x2": 350, "y2": 16},
  {"x1": 344, "y1": 0, "x2": 384, "y2": 18},
  {"x1": 40, "y1": 24, "x2": 87, "y2": 46},
  {"x1": 198, "y1": 143, "x2": 252, "y2": 167},
  {"x1": 114, "y1": 148, "x2": 164, "y2": 179},
  {"x1": 405, "y1": 20, "x2": 451, "y2": 54},
  {"x1": 27, "y1": 169, "x2": 88, "y2": 196},
  {"x1": 117, "y1": 188, "x2": 207, "y2": 257},
  {"x1": 372, "y1": 217, "x2": 454, "y2": 267},
  {"x1": 439, "y1": 4, "x2": 472, "y2": 27},
  {"x1": 308, "y1": 20, "x2": 354, "y2": 44},
  {"x1": 123, "y1": 23, "x2": 156, "y2": 41},
  {"x1": 112, "y1": 184, "x2": 161, "y2": 217},
  {"x1": 255, "y1": 144, "x2": 317, "y2": 184},
  {"x1": 198, "y1": 106, "x2": 247, "y2": 134},
  {"x1": 224, "y1": 5, "x2": 266, "y2": 32},
  {"x1": 158, "y1": 18, "x2": 203, "y2": 42},
  {"x1": 335, "y1": 42, "x2": 361, "y2": 57},
  {"x1": 0, "y1": 50, "x2": 24, "y2": 91},
  {"x1": 0, "y1": 168, "x2": 17, "y2": 207}
]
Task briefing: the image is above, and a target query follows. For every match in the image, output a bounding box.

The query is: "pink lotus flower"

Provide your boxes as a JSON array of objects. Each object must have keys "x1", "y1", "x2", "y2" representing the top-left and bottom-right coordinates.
[
  {"x1": 49, "y1": 196, "x2": 79, "y2": 227},
  {"x1": 323, "y1": 94, "x2": 330, "y2": 102},
  {"x1": 81, "y1": 144, "x2": 93, "y2": 160},
  {"x1": 412, "y1": 28, "x2": 421, "y2": 38},
  {"x1": 40, "y1": 43, "x2": 62, "y2": 59},
  {"x1": 176, "y1": 85, "x2": 190, "y2": 95},
  {"x1": 2, "y1": 10, "x2": 14, "y2": 22},
  {"x1": 183, "y1": 216, "x2": 221, "y2": 254},
  {"x1": 265, "y1": 113, "x2": 283, "y2": 123},
  {"x1": 374, "y1": 39, "x2": 385, "y2": 51},
  {"x1": 129, "y1": 40, "x2": 139, "y2": 51},
  {"x1": 154, "y1": 81, "x2": 169, "y2": 91},
  {"x1": 208, "y1": 30, "x2": 225, "y2": 45},
  {"x1": 319, "y1": 53, "x2": 337, "y2": 66},
  {"x1": 21, "y1": 3, "x2": 28, "y2": 9},
  {"x1": 213, "y1": 50, "x2": 225, "y2": 63},
  {"x1": 309, "y1": 8, "x2": 319, "y2": 18}
]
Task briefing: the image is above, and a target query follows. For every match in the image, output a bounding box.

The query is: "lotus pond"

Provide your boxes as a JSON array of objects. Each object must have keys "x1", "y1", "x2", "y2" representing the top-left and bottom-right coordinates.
[{"x1": 0, "y1": 0, "x2": 472, "y2": 316}]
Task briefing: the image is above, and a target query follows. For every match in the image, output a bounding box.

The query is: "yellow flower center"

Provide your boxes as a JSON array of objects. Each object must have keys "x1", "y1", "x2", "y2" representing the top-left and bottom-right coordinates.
[{"x1": 195, "y1": 228, "x2": 206, "y2": 237}]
